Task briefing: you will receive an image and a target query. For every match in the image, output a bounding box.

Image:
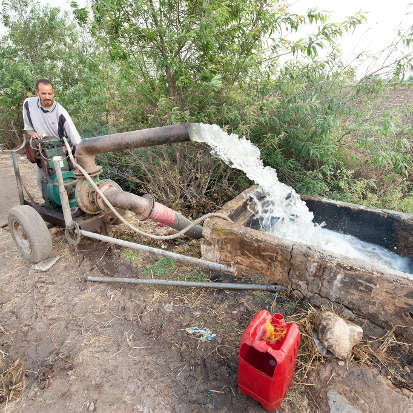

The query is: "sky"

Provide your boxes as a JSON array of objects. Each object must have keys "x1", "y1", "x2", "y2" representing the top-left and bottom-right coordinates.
[
  {"x1": 289, "y1": 0, "x2": 412, "y2": 77},
  {"x1": 2, "y1": 0, "x2": 412, "y2": 77}
]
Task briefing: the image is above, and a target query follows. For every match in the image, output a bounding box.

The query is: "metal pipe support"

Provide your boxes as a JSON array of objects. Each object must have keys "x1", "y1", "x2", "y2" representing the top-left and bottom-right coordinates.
[
  {"x1": 87, "y1": 276, "x2": 285, "y2": 292},
  {"x1": 11, "y1": 152, "x2": 24, "y2": 205},
  {"x1": 53, "y1": 156, "x2": 74, "y2": 229},
  {"x1": 79, "y1": 229, "x2": 233, "y2": 273}
]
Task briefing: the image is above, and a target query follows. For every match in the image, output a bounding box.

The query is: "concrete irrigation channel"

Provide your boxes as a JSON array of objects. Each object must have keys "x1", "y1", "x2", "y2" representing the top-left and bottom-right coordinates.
[{"x1": 202, "y1": 186, "x2": 413, "y2": 339}]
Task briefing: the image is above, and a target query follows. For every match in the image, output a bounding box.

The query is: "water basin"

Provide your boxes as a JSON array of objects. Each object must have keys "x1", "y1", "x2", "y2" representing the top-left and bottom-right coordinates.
[{"x1": 202, "y1": 186, "x2": 413, "y2": 334}]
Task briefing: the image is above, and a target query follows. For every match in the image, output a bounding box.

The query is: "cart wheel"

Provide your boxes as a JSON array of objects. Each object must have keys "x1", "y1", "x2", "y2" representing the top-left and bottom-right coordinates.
[{"x1": 8, "y1": 205, "x2": 52, "y2": 264}]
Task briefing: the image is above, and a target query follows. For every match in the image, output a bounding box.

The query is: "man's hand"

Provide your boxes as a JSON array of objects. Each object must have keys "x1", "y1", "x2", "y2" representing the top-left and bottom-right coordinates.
[{"x1": 26, "y1": 130, "x2": 43, "y2": 140}]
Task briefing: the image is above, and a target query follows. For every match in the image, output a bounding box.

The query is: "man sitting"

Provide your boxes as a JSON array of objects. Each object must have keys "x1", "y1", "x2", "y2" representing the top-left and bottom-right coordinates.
[{"x1": 22, "y1": 78, "x2": 82, "y2": 189}]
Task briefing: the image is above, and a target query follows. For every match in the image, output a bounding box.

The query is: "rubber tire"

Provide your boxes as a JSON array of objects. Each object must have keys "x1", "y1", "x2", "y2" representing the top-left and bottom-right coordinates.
[{"x1": 8, "y1": 205, "x2": 52, "y2": 264}]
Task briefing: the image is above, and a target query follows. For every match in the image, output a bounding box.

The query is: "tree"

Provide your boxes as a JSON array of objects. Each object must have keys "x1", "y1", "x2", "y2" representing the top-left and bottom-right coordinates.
[
  {"x1": 72, "y1": 0, "x2": 364, "y2": 121},
  {"x1": 0, "y1": 0, "x2": 108, "y2": 146}
]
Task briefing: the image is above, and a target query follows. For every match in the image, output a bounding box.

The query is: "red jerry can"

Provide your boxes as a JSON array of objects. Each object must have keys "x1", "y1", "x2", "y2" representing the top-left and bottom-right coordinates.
[{"x1": 237, "y1": 310, "x2": 300, "y2": 411}]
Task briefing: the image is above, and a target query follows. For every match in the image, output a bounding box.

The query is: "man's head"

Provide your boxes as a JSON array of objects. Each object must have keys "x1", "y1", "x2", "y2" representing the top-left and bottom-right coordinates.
[{"x1": 35, "y1": 79, "x2": 55, "y2": 109}]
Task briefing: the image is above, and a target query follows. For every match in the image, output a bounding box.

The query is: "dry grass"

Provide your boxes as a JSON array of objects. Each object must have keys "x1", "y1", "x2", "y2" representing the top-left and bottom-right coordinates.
[
  {"x1": 112, "y1": 215, "x2": 202, "y2": 258},
  {"x1": 287, "y1": 307, "x2": 412, "y2": 391},
  {"x1": 0, "y1": 351, "x2": 25, "y2": 407},
  {"x1": 352, "y1": 325, "x2": 412, "y2": 390},
  {"x1": 288, "y1": 306, "x2": 325, "y2": 383}
]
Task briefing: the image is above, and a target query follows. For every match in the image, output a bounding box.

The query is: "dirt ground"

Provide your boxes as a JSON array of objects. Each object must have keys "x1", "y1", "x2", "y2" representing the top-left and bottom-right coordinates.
[
  {"x1": 0, "y1": 226, "x2": 315, "y2": 413},
  {"x1": 0, "y1": 153, "x2": 411, "y2": 413},
  {"x1": 0, "y1": 153, "x2": 20, "y2": 226}
]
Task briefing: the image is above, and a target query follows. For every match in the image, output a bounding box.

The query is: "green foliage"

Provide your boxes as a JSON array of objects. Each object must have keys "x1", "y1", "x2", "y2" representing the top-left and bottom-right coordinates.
[
  {"x1": 326, "y1": 81, "x2": 413, "y2": 212},
  {"x1": 122, "y1": 248, "x2": 142, "y2": 264},
  {"x1": 143, "y1": 257, "x2": 176, "y2": 278},
  {"x1": 242, "y1": 61, "x2": 355, "y2": 195},
  {"x1": 0, "y1": 0, "x2": 411, "y2": 218},
  {"x1": 70, "y1": 0, "x2": 364, "y2": 128},
  {"x1": 336, "y1": 173, "x2": 413, "y2": 213},
  {"x1": 178, "y1": 270, "x2": 208, "y2": 282},
  {"x1": 0, "y1": 0, "x2": 112, "y2": 147},
  {"x1": 349, "y1": 107, "x2": 412, "y2": 175}
]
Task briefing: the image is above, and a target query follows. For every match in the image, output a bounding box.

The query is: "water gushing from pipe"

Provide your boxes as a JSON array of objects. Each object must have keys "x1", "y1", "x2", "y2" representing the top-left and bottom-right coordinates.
[{"x1": 189, "y1": 123, "x2": 413, "y2": 276}]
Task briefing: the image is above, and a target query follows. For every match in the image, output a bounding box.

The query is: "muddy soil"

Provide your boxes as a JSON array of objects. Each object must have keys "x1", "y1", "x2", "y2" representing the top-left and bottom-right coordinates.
[{"x1": 0, "y1": 153, "x2": 411, "y2": 413}]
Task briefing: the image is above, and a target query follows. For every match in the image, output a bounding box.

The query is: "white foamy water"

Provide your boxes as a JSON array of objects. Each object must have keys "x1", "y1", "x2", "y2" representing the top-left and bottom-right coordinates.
[{"x1": 189, "y1": 123, "x2": 413, "y2": 276}]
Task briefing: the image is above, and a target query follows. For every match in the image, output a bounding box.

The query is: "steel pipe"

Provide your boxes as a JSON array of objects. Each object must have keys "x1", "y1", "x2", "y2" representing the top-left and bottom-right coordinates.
[
  {"x1": 79, "y1": 229, "x2": 233, "y2": 273},
  {"x1": 103, "y1": 189, "x2": 151, "y2": 218},
  {"x1": 102, "y1": 187, "x2": 203, "y2": 238},
  {"x1": 87, "y1": 276, "x2": 285, "y2": 292},
  {"x1": 163, "y1": 211, "x2": 203, "y2": 239},
  {"x1": 11, "y1": 152, "x2": 24, "y2": 205},
  {"x1": 53, "y1": 156, "x2": 74, "y2": 229},
  {"x1": 76, "y1": 123, "x2": 192, "y2": 174}
]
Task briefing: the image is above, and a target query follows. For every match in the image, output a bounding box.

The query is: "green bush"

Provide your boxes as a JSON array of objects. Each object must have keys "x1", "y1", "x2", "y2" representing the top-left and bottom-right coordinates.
[
  {"x1": 1, "y1": 0, "x2": 411, "y2": 216},
  {"x1": 241, "y1": 62, "x2": 353, "y2": 195}
]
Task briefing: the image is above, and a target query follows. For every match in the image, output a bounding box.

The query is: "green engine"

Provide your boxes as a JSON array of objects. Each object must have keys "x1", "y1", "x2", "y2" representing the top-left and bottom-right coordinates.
[{"x1": 39, "y1": 138, "x2": 77, "y2": 210}]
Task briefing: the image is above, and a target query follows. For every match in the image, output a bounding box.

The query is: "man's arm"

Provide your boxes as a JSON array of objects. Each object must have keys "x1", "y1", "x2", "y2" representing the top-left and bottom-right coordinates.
[
  {"x1": 22, "y1": 99, "x2": 43, "y2": 139},
  {"x1": 60, "y1": 108, "x2": 81, "y2": 146}
]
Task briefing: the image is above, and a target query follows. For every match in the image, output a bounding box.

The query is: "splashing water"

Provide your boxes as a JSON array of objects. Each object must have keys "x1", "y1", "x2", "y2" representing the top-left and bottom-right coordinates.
[{"x1": 189, "y1": 123, "x2": 413, "y2": 276}]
